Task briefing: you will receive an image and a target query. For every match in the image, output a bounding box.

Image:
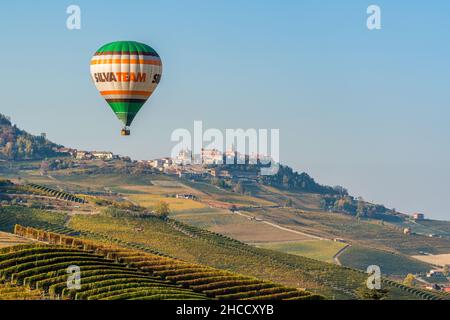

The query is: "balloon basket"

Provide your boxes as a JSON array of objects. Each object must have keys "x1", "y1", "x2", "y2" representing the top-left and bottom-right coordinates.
[{"x1": 121, "y1": 128, "x2": 130, "y2": 136}]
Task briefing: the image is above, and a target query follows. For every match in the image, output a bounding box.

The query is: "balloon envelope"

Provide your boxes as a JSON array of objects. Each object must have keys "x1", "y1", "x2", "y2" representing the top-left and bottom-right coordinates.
[{"x1": 90, "y1": 41, "x2": 162, "y2": 128}]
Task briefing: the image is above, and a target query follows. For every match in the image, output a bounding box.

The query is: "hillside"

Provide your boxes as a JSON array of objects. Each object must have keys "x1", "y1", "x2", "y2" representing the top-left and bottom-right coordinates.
[
  {"x1": 1, "y1": 226, "x2": 316, "y2": 301},
  {"x1": 0, "y1": 179, "x2": 448, "y2": 300},
  {"x1": 0, "y1": 115, "x2": 449, "y2": 299},
  {"x1": 0, "y1": 114, "x2": 65, "y2": 161}
]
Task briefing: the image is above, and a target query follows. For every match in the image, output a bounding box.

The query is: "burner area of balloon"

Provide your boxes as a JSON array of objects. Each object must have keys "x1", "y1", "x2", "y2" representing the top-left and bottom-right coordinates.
[
  {"x1": 89, "y1": 41, "x2": 162, "y2": 136},
  {"x1": 121, "y1": 127, "x2": 131, "y2": 136}
]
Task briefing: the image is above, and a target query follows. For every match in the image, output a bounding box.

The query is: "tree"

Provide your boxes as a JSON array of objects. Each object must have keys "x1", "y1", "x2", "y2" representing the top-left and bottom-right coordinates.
[
  {"x1": 333, "y1": 185, "x2": 348, "y2": 196},
  {"x1": 40, "y1": 161, "x2": 49, "y2": 175},
  {"x1": 234, "y1": 181, "x2": 245, "y2": 194},
  {"x1": 443, "y1": 265, "x2": 449, "y2": 277},
  {"x1": 356, "y1": 200, "x2": 366, "y2": 218},
  {"x1": 211, "y1": 177, "x2": 225, "y2": 188},
  {"x1": 356, "y1": 286, "x2": 388, "y2": 300},
  {"x1": 403, "y1": 274, "x2": 416, "y2": 287},
  {"x1": 101, "y1": 206, "x2": 135, "y2": 218},
  {"x1": 285, "y1": 198, "x2": 293, "y2": 207},
  {"x1": 0, "y1": 113, "x2": 63, "y2": 160},
  {"x1": 154, "y1": 200, "x2": 171, "y2": 219},
  {"x1": 4, "y1": 142, "x2": 15, "y2": 159},
  {"x1": 282, "y1": 175, "x2": 290, "y2": 188}
]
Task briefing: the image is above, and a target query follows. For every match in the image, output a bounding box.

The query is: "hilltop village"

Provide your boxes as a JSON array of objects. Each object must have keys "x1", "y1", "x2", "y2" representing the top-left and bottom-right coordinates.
[{"x1": 57, "y1": 147, "x2": 272, "y2": 181}]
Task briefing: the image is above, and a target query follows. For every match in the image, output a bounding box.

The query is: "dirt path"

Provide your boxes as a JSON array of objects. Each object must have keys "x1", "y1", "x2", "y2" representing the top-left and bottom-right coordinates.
[
  {"x1": 333, "y1": 244, "x2": 351, "y2": 265},
  {"x1": 234, "y1": 211, "x2": 326, "y2": 240},
  {"x1": 0, "y1": 231, "x2": 39, "y2": 248}
]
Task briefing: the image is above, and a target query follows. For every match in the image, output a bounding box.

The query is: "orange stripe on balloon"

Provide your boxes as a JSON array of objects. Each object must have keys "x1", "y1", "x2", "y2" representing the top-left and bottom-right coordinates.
[
  {"x1": 100, "y1": 90, "x2": 151, "y2": 97},
  {"x1": 91, "y1": 59, "x2": 161, "y2": 65}
]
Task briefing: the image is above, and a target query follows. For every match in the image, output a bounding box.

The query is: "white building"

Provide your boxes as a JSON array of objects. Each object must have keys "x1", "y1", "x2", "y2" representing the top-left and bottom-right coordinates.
[
  {"x1": 92, "y1": 151, "x2": 114, "y2": 160},
  {"x1": 174, "y1": 149, "x2": 192, "y2": 165},
  {"x1": 201, "y1": 148, "x2": 223, "y2": 164},
  {"x1": 75, "y1": 151, "x2": 93, "y2": 160}
]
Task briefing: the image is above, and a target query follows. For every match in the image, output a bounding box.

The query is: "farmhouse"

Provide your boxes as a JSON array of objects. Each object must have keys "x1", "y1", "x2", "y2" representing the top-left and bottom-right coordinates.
[
  {"x1": 426, "y1": 270, "x2": 446, "y2": 279},
  {"x1": 54, "y1": 147, "x2": 77, "y2": 156},
  {"x1": 175, "y1": 194, "x2": 197, "y2": 200},
  {"x1": 413, "y1": 213, "x2": 425, "y2": 220},
  {"x1": 75, "y1": 151, "x2": 93, "y2": 160},
  {"x1": 425, "y1": 284, "x2": 442, "y2": 291},
  {"x1": 92, "y1": 151, "x2": 114, "y2": 160}
]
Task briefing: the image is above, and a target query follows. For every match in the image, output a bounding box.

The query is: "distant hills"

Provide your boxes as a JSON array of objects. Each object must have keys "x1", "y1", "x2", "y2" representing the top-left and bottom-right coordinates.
[
  {"x1": 0, "y1": 113, "x2": 64, "y2": 160},
  {"x1": 0, "y1": 113, "x2": 340, "y2": 194},
  {"x1": 0, "y1": 113, "x2": 393, "y2": 219}
]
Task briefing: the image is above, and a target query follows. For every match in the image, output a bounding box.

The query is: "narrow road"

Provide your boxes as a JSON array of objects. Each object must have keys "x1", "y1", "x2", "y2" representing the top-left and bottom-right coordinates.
[
  {"x1": 233, "y1": 210, "x2": 326, "y2": 240},
  {"x1": 333, "y1": 244, "x2": 351, "y2": 265}
]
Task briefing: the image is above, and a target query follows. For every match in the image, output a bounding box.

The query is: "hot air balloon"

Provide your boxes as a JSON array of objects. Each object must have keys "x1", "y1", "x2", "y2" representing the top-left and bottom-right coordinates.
[{"x1": 90, "y1": 41, "x2": 162, "y2": 135}]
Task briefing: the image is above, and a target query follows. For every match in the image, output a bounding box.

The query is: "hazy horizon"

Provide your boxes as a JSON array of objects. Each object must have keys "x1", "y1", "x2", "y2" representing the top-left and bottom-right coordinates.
[{"x1": 1, "y1": 1, "x2": 449, "y2": 220}]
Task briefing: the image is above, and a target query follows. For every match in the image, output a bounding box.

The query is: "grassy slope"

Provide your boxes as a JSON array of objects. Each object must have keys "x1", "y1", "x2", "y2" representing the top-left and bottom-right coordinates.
[
  {"x1": 66, "y1": 213, "x2": 440, "y2": 300},
  {"x1": 251, "y1": 184, "x2": 323, "y2": 210},
  {"x1": 389, "y1": 219, "x2": 450, "y2": 239},
  {"x1": 339, "y1": 245, "x2": 433, "y2": 277},
  {"x1": 68, "y1": 214, "x2": 328, "y2": 289},
  {"x1": 171, "y1": 208, "x2": 312, "y2": 243},
  {"x1": 256, "y1": 241, "x2": 347, "y2": 263},
  {"x1": 246, "y1": 207, "x2": 450, "y2": 255},
  {"x1": 3, "y1": 166, "x2": 450, "y2": 295},
  {"x1": 180, "y1": 180, "x2": 276, "y2": 207},
  {"x1": 0, "y1": 205, "x2": 444, "y2": 300}
]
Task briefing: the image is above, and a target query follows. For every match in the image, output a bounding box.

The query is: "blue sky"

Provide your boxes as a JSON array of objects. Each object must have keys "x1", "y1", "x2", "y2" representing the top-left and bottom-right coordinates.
[{"x1": 0, "y1": 1, "x2": 449, "y2": 219}]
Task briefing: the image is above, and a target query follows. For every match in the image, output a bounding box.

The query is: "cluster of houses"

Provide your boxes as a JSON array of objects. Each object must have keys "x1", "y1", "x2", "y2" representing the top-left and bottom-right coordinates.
[
  {"x1": 75, "y1": 151, "x2": 115, "y2": 160},
  {"x1": 423, "y1": 268, "x2": 450, "y2": 292},
  {"x1": 144, "y1": 148, "x2": 272, "y2": 180},
  {"x1": 145, "y1": 158, "x2": 235, "y2": 180},
  {"x1": 53, "y1": 147, "x2": 272, "y2": 181},
  {"x1": 54, "y1": 147, "x2": 130, "y2": 162},
  {"x1": 402, "y1": 213, "x2": 445, "y2": 238}
]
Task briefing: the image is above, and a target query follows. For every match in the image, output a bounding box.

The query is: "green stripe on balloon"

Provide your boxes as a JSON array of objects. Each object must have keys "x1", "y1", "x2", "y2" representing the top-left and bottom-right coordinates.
[
  {"x1": 96, "y1": 41, "x2": 158, "y2": 56},
  {"x1": 107, "y1": 101, "x2": 145, "y2": 126}
]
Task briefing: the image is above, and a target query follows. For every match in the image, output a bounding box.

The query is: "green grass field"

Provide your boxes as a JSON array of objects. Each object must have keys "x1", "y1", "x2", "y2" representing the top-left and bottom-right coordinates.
[
  {"x1": 247, "y1": 208, "x2": 450, "y2": 255},
  {"x1": 128, "y1": 194, "x2": 207, "y2": 212},
  {"x1": 256, "y1": 240, "x2": 347, "y2": 263},
  {"x1": 2, "y1": 162, "x2": 450, "y2": 300},
  {"x1": 0, "y1": 205, "x2": 444, "y2": 300},
  {"x1": 181, "y1": 180, "x2": 276, "y2": 207},
  {"x1": 338, "y1": 245, "x2": 433, "y2": 276},
  {"x1": 172, "y1": 209, "x2": 312, "y2": 243}
]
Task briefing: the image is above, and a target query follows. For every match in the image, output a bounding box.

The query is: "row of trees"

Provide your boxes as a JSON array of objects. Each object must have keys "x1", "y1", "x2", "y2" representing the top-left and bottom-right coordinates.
[
  {"x1": 321, "y1": 195, "x2": 392, "y2": 219},
  {"x1": 0, "y1": 114, "x2": 63, "y2": 160},
  {"x1": 101, "y1": 200, "x2": 171, "y2": 219},
  {"x1": 259, "y1": 165, "x2": 346, "y2": 195}
]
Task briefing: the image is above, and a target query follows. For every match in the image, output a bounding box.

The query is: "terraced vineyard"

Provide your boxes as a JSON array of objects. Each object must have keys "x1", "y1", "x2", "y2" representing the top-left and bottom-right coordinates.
[
  {"x1": 2, "y1": 205, "x2": 446, "y2": 300},
  {"x1": 0, "y1": 231, "x2": 35, "y2": 248},
  {"x1": 22, "y1": 184, "x2": 87, "y2": 204},
  {"x1": 0, "y1": 206, "x2": 79, "y2": 236},
  {"x1": 0, "y1": 243, "x2": 206, "y2": 300},
  {"x1": 0, "y1": 283, "x2": 42, "y2": 300},
  {"x1": 67, "y1": 213, "x2": 447, "y2": 300},
  {"x1": 9, "y1": 225, "x2": 318, "y2": 300}
]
